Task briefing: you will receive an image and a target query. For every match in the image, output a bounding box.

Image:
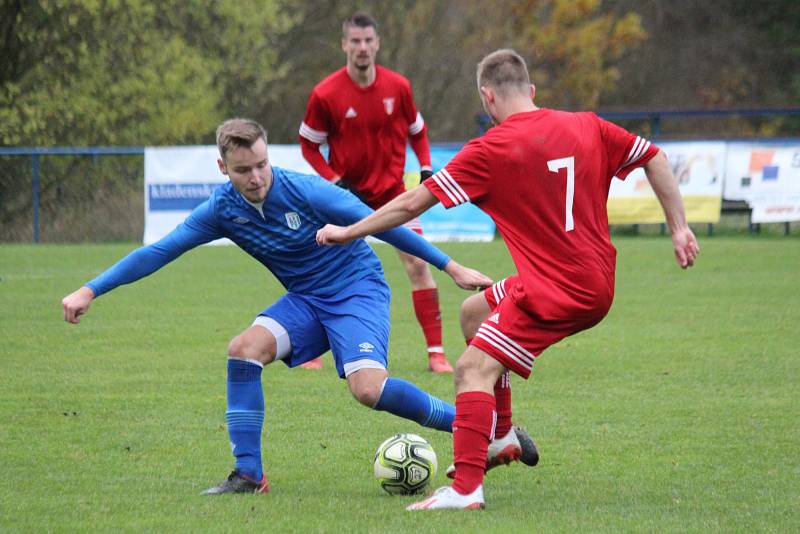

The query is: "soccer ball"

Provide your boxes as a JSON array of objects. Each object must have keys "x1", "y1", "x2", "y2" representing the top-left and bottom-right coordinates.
[{"x1": 373, "y1": 433, "x2": 437, "y2": 495}]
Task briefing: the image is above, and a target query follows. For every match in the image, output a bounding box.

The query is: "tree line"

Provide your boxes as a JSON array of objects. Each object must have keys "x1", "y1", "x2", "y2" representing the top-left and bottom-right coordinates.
[{"x1": 2, "y1": 0, "x2": 798, "y2": 148}]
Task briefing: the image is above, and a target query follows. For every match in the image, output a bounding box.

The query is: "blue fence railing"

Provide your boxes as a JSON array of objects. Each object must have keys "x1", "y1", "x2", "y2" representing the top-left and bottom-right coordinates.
[
  {"x1": 477, "y1": 107, "x2": 800, "y2": 137},
  {"x1": 3, "y1": 107, "x2": 800, "y2": 242},
  {"x1": 0, "y1": 146, "x2": 144, "y2": 242}
]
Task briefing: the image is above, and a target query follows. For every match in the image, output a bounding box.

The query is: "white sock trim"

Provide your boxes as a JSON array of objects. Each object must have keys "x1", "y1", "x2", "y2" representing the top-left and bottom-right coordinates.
[
  {"x1": 227, "y1": 357, "x2": 264, "y2": 368},
  {"x1": 372, "y1": 377, "x2": 389, "y2": 409}
]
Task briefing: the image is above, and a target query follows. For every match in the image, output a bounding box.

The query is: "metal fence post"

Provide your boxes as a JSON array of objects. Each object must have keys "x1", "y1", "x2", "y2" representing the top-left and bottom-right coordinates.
[{"x1": 31, "y1": 154, "x2": 40, "y2": 243}]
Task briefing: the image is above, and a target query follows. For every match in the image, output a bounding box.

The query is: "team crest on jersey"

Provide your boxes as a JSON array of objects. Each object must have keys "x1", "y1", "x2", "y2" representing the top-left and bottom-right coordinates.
[
  {"x1": 233, "y1": 216, "x2": 249, "y2": 225},
  {"x1": 284, "y1": 212, "x2": 301, "y2": 230},
  {"x1": 383, "y1": 97, "x2": 395, "y2": 115}
]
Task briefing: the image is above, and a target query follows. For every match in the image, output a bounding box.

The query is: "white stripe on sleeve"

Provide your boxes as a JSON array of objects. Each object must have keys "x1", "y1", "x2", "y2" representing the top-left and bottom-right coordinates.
[
  {"x1": 408, "y1": 112, "x2": 425, "y2": 135},
  {"x1": 616, "y1": 137, "x2": 652, "y2": 175},
  {"x1": 624, "y1": 136, "x2": 644, "y2": 165},
  {"x1": 431, "y1": 168, "x2": 470, "y2": 206},
  {"x1": 299, "y1": 122, "x2": 328, "y2": 144}
]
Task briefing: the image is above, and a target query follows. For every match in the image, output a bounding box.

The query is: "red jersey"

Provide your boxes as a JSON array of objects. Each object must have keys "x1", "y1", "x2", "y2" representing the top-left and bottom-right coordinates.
[
  {"x1": 425, "y1": 109, "x2": 658, "y2": 323},
  {"x1": 300, "y1": 66, "x2": 431, "y2": 205}
]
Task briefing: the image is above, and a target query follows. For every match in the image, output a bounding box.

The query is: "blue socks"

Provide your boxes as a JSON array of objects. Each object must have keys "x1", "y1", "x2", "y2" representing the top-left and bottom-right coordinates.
[
  {"x1": 374, "y1": 377, "x2": 454, "y2": 432},
  {"x1": 225, "y1": 358, "x2": 264, "y2": 481}
]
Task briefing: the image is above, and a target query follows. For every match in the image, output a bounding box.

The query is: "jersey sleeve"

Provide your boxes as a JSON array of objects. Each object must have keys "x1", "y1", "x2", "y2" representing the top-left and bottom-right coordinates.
[
  {"x1": 299, "y1": 90, "x2": 331, "y2": 146},
  {"x1": 597, "y1": 116, "x2": 660, "y2": 180},
  {"x1": 306, "y1": 178, "x2": 450, "y2": 270},
  {"x1": 300, "y1": 136, "x2": 339, "y2": 181},
  {"x1": 402, "y1": 82, "x2": 432, "y2": 168},
  {"x1": 299, "y1": 89, "x2": 340, "y2": 180},
  {"x1": 85, "y1": 198, "x2": 222, "y2": 297},
  {"x1": 423, "y1": 139, "x2": 490, "y2": 208}
]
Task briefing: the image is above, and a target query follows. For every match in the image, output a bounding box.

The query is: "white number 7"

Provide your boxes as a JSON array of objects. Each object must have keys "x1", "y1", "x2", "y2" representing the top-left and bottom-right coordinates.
[{"x1": 547, "y1": 156, "x2": 575, "y2": 232}]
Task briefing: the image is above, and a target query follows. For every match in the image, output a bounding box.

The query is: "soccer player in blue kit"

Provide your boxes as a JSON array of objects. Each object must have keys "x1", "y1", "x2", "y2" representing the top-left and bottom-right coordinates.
[{"x1": 61, "y1": 118, "x2": 493, "y2": 495}]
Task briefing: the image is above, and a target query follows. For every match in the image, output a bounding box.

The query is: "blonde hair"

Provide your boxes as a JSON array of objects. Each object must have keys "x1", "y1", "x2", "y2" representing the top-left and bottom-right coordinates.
[
  {"x1": 215, "y1": 118, "x2": 267, "y2": 160},
  {"x1": 476, "y1": 49, "x2": 531, "y2": 97}
]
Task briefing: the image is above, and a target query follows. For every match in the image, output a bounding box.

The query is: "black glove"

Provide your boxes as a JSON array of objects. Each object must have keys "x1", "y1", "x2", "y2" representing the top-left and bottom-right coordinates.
[{"x1": 420, "y1": 169, "x2": 433, "y2": 183}]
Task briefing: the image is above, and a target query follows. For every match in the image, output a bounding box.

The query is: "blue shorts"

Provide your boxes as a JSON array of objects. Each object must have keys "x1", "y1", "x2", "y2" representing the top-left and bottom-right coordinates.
[{"x1": 259, "y1": 276, "x2": 391, "y2": 378}]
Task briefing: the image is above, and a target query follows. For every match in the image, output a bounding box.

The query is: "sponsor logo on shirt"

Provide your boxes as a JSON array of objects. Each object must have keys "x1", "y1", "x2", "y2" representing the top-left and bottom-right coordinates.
[
  {"x1": 284, "y1": 212, "x2": 301, "y2": 230},
  {"x1": 488, "y1": 313, "x2": 500, "y2": 324},
  {"x1": 383, "y1": 97, "x2": 394, "y2": 115},
  {"x1": 233, "y1": 216, "x2": 250, "y2": 224},
  {"x1": 358, "y1": 342, "x2": 375, "y2": 353},
  {"x1": 345, "y1": 107, "x2": 357, "y2": 118}
]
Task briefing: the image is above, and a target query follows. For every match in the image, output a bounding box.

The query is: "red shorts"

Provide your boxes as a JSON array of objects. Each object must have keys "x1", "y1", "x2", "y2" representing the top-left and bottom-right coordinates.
[{"x1": 472, "y1": 276, "x2": 606, "y2": 379}]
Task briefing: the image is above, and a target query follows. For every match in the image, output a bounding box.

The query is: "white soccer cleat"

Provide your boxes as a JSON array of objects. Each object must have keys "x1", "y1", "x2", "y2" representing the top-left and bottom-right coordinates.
[
  {"x1": 406, "y1": 485, "x2": 485, "y2": 511},
  {"x1": 445, "y1": 427, "x2": 522, "y2": 479},
  {"x1": 485, "y1": 427, "x2": 523, "y2": 469}
]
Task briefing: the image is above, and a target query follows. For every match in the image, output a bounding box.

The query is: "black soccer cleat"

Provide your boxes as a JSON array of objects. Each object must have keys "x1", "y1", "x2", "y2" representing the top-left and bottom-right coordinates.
[
  {"x1": 201, "y1": 470, "x2": 270, "y2": 495},
  {"x1": 514, "y1": 426, "x2": 540, "y2": 466}
]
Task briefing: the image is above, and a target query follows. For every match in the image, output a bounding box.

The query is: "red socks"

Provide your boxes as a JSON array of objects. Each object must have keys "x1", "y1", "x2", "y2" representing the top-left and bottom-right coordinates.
[
  {"x1": 452, "y1": 391, "x2": 496, "y2": 495},
  {"x1": 494, "y1": 371, "x2": 512, "y2": 438},
  {"x1": 412, "y1": 288, "x2": 443, "y2": 355}
]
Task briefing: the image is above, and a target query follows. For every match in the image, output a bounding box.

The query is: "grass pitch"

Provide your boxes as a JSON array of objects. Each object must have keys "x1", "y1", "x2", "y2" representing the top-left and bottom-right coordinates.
[{"x1": 1, "y1": 237, "x2": 798, "y2": 532}]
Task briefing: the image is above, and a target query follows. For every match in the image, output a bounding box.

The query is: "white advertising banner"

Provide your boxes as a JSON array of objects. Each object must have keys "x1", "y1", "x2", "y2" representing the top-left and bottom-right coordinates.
[
  {"x1": 723, "y1": 142, "x2": 800, "y2": 223},
  {"x1": 607, "y1": 141, "x2": 725, "y2": 224},
  {"x1": 144, "y1": 144, "x2": 495, "y2": 244},
  {"x1": 144, "y1": 139, "x2": 799, "y2": 244},
  {"x1": 143, "y1": 145, "x2": 315, "y2": 245}
]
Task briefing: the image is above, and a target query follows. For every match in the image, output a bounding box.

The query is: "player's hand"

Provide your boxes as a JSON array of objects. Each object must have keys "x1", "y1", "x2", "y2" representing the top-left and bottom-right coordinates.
[
  {"x1": 316, "y1": 224, "x2": 354, "y2": 246},
  {"x1": 671, "y1": 226, "x2": 700, "y2": 269},
  {"x1": 420, "y1": 169, "x2": 433, "y2": 183},
  {"x1": 444, "y1": 260, "x2": 493, "y2": 291},
  {"x1": 62, "y1": 286, "x2": 95, "y2": 324}
]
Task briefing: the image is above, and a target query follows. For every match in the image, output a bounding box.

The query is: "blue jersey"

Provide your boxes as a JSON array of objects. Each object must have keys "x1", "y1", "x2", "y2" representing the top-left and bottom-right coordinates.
[{"x1": 87, "y1": 167, "x2": 450, "y2": 298}]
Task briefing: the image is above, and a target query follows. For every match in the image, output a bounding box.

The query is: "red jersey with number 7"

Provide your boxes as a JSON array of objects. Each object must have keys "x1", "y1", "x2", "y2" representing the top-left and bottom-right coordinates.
[{"x1": 424, "y1": 109, "x2": 659, "y2": 322}]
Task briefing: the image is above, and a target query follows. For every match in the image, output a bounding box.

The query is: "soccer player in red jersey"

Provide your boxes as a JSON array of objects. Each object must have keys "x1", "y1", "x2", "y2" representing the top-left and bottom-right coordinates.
[
  {"x1": 299, "y1": 13, "x2": 453, "y2": 373},
  {"x1": 316, "y1": 49, "x2": 700, "y2": 510}
]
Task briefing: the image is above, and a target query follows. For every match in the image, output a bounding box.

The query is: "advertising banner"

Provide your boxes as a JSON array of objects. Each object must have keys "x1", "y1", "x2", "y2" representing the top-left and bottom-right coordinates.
[
  {"x1": 145, "y1": 137, "x2": 798, "y2": 244},
  {"x1": 406, "y1": 146, "x2": 496, "y2": 241},
  {"x1": 724, "y1": 142, "x2": 800, "y2": 223},
  {"x1": 144, "y1": 144, "x2": 496, "y2": 245},
  {"x1": 607, "y1": 141, "x2": 725, "y2": 224},
  {"x1": 143, "y1": 145, "x2": 315, "y2": 245}
]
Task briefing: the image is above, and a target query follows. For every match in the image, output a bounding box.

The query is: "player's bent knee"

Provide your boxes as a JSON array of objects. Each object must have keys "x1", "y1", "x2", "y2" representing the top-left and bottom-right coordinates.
[
  {"x1": 349, "y1": 380, "x2": 382, "y2": 407},
  {"x1": 454, "y1": 349, "x2": 487, "y2": 389},
  {"x1": 453, "y1": 358, "x2": 471, "y2": 389},
  {"x1": 347, "y1": 368, "x2": 387, "y2": 407},
  {"x1": 227, "y1": 328, "x2": 277, "y2": 364}
]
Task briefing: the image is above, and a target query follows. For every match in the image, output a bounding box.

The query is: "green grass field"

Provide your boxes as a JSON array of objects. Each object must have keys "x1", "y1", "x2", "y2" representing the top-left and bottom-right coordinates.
[{"x1": 1, "y1": 237, "x2": 798, "y2": 532}]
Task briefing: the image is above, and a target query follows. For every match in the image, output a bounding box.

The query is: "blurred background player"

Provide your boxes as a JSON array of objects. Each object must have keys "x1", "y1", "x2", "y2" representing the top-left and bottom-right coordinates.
[
  {"x1": 299, "y1": 12, "x2": 452, "y2": 373},
  {"x1": 316, "y1": 49, "x2": 700, "y2": 510},
  {"x1": 61, "y1": 118, "x2": 494, "y2": 495}
]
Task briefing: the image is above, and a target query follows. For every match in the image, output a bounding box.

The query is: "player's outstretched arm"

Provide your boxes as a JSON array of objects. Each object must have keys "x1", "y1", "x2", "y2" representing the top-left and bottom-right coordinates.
[
  {"x1": 316, "y1": 185, "x2": 438, "y2": 245},
  {"x1": 62, "y1": 286, "x2": 96, "y2": 324},
  {"x1": 443, "y1": 260, "x2": 493, "y2": 291},
  {"x1": 644, "y1": 150, "x2": 700, "y2": 269}
]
